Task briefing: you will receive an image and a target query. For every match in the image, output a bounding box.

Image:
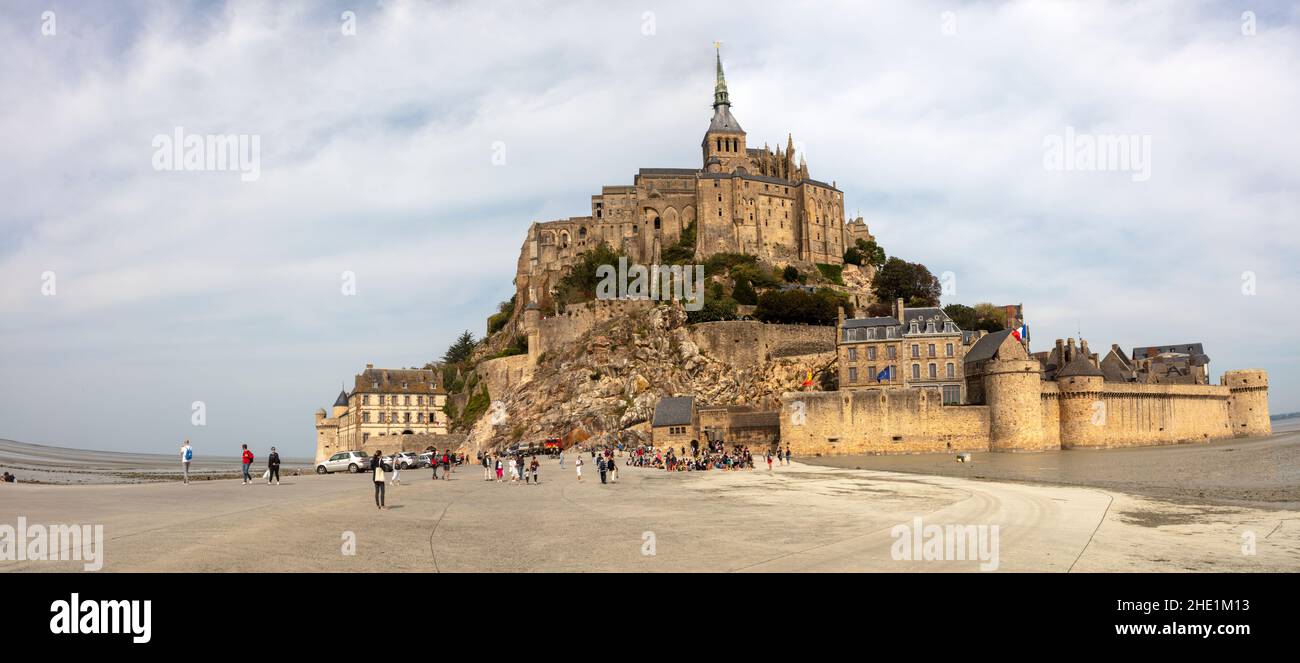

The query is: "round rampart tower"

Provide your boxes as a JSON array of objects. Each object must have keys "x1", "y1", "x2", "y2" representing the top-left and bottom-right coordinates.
[
  {"x1": 1057, "y1": 355, "x2": 1106, "y2": 449},
  {"x1": 1224, "y1": 369, "x2": 1271, "y2": 438},
  {"x1": 983, "y1": 359, "x2": 1048, "y2": 451}
]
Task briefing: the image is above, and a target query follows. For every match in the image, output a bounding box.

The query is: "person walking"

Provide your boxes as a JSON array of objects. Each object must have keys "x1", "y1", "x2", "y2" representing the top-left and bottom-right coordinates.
[
  {"x1": 597, "y1": 455, "x2": 608, "y2": 485},
  {"x1": 391, "y1": 453, "x2": 401, "y2": 485},
  {"x1": 507, "y1": 456, "x2": 518, "y2": 484},
  {"x1": 558, "y1": 450, "x2": 565, "y2": 470},
  {"x1": 530, "y1": 457, "x2": 539, "y2": 484},
  {"x1": 442, "y1": 451, "x2": 452, "y2": 480},
  {"x1": 240, "y1": 444, "x2": 254, "y2": 485},
  {"x1": 766, "y1": 451, "x2": 773, "y2": 471},
  {"x1": 608, "y1": 455, "x2": 618, "y2": 484},
  {"x1": 495, "y1": 457, "x2": 504, "y2": 482},
  {"x1": 267, "y1": 446, "x2": 281, "y2": 485},
  {"x1": 784, "y1": 446, "x2": 792, "y2": 466},
  {"x1": 575, "y1": 456, "x2": 583, "y2": 482},
  {"x1": 180, "y1": 439, "x2": 193, "y2": 485},
  {"x1": 481, "y1": 452, "x2": 491, "y2": 481},
  {"x1": 370, "y1": 450, "x2": 386, "y2": 510}
]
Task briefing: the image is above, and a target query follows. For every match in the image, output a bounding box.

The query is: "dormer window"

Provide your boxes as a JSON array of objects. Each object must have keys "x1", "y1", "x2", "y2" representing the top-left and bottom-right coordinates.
[
  {"x1": 910, "y1": 322, "x2": 919, "y2": 334},
  {"x1": 944, "y1": 322, "x2": 955, "y2": 332},
  {"x1": 926, "y1": 322, "x2": 935, "y2": 333}
]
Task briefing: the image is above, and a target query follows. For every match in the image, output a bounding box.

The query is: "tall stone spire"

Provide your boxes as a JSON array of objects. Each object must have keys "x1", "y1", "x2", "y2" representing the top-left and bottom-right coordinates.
[
  {"x1": 705, "y1": 43, "x2": 743, "y2": 134},
  {"x1": 713, "y1": 42, "x2": 730, "y2": 108}
]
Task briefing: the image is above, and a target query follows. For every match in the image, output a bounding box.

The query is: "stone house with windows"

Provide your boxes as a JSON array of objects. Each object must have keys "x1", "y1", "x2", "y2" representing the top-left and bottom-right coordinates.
[
  {"x1": 836, "y1": 298, "x2": 973, "y2": 405},
  {"x1": 651, "y1": 396, "x2": 698, "y2": 449},
  {"x1": 314, "y1": 365, "x2": 449, "y2": 463}
]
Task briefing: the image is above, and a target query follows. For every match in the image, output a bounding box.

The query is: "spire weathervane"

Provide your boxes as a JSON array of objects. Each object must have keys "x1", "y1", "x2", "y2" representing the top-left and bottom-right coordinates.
[{"x1": 712, "y1": 42, "x2": 730, "y2": 108}]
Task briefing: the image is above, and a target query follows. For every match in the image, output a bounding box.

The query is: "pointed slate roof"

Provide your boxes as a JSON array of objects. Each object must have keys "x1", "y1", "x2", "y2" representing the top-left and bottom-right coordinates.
[
  {"x1": 707, "y1": 48, "x2": 744, "y2": 134},
  {"x1": 333, "y1": 390, "x2": 349, "y2": 407}
]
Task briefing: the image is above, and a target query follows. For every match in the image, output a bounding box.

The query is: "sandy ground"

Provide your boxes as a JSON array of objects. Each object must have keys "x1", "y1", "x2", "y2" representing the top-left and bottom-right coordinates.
[
  {"x1": 0, "y1": 438, "x2": 313, "y2": 484},
  {"x1": 2, "y1": 456, "x2": 1296, "y2": 572},
  {"x1": 805, "y1": 420, "x2": 1300, "y2": 510}
]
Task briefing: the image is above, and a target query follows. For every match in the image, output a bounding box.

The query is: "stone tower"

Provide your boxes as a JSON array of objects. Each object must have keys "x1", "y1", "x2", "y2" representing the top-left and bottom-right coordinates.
[
  {"x1": 1223, "y1": 369, "x2": 1271, "y2": 438},
  {"x1": 1056, "y1": 339, "x2": 1107, "y2": 449},
  {"x1": 984, "y1": 358, "x2": 1047, "y2": 451},
  {"x1": 701, "y1": 45, "x2": 747, "y2": 173},
  {"x1": 331, "y1": 390, "x2": 349, "y2": 419},
  {"x1": 522, "y1": 301, "x2": 541, "y2": 368}
]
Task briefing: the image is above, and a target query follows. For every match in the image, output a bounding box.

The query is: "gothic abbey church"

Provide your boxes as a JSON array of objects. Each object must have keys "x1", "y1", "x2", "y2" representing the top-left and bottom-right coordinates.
[{"x1": 514, "y1": 49, "x2": 873, "y2": 314}]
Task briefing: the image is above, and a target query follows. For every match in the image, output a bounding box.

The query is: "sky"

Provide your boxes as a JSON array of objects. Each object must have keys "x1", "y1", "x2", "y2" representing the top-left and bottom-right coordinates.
[{"x1": 1, "y1": 0, "x2": 1297, "y2": 457}]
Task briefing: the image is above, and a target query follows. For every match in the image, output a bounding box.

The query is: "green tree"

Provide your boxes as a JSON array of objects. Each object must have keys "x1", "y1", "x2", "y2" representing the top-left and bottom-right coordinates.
[
  {"x1": 554, "y1": 244, "x2": 623, "y2": 304},
  {"x1": 782, "y1": 265, "x2": 800, "y2": 282},
  {"x1": 943, "y1": 302, "x2": 1006, "y2": 332},
  {"x1": 843, "y1": 246, "x2": 864, "y2": 266},
  {"x1": 686, "y1": 296, "x2": 739, "y2": 323},
  {"x1": 872, "y1": 257, "x2": 941, "y2": 306},
  {"x1": 732, "y1": 277, "x2": 757, "y2": 305},
  {"x1": 856, "y1": 238, "x2": 887, "y2": 269},
  {"x1": 660, "y1": 219, "x2": 697, "y2": 265},
  {"x1": 486, "y1": 295, "x2": 516, "y2": 335},
  {"x1": 442, "y1": 330, "x2": 477, "y2": 365},
  {"x1": 754, "y1": 288, "x2": 850, "y2": 326},
  {"x1": 942, "y1": 304, "x2": 978, "y2": 330}
]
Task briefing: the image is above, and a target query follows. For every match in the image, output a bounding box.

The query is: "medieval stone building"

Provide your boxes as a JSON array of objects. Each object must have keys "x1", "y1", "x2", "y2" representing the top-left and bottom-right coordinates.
[
  {"x1": 314, "y1": 365, "x2": 449, "y2": 462},
  {"x1": 515, "y1": 47, "x2": 863, "y2": 317}
]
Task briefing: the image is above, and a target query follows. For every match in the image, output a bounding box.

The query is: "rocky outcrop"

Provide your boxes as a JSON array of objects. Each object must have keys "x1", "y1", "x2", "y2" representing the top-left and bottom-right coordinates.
[{"x1": 462, "y1": 303, "x2": 833, "y2": 454}]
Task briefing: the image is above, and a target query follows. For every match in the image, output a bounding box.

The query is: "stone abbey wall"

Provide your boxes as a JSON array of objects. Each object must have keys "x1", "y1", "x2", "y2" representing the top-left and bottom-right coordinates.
[
  {"x1": 688, "y1": 320, "x2": 835, "y2": 368},
  {"x1": 780, "y1": 365, "x2": 1271, "y2": 456},
  {"x1": 476, "y1": 354, "x2": 531, "y2": 404},
  {"x1": 533, "y1": 300, "x2": 658, "y2": 358}
]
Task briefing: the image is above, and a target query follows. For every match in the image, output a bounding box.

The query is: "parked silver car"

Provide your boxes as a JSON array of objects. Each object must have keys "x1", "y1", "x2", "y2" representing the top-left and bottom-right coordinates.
[{"x1": 316, "y1": 450, "x2": 371, "y2": 474}]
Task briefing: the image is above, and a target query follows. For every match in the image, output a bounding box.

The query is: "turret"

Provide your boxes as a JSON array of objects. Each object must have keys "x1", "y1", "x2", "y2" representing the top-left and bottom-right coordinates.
[
  {"x1": 523, "y1": 301, "x2": 541, "y2": 367},
  {"x1": 1056, "y1": 347, "x2": 1107, "y2": 448},
  {"x1": 1224, "y1": 369, "x2": 1271, "y2": 438},
  {"x1": 701, "y1": 45, "x2": 747, "y2": 172},
  {"x1": 984, "y1": 357, "x2": 1046, "y2": 451},
  {"x1": 331, "y1": 390, "x2": 349, "y2": 419}
]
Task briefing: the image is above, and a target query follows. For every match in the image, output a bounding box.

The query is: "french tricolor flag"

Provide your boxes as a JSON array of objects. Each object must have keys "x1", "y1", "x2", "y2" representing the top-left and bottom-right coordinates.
[{"x1": 1011, "y1": 323, "x2": 1029, "y2": 343}]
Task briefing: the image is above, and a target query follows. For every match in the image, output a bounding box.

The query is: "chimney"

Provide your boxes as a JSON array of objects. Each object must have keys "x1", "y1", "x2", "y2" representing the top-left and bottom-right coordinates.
[
  {"x1": 366, "y1": 363, "x2": 374, "y2": 369},
  {"x1": 1066, "y1": 338, "x2": 1077, "y2": 362},
  {"x1": 837, "y1": 306, "x2": 845, "y2": 326},
  {"x1": 895, "y1": 297, "x2": 905, "y2": 323},
  {"x1": 1080, "y1": 339, "x2": 1092, "y2": 364}
]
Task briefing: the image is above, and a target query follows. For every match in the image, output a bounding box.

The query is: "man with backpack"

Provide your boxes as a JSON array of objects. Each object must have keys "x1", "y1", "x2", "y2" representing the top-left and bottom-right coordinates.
[
  {"x1": 267, "y1": 446, "x2": 281, "y2": 485},
  {"x1": 240, "y1": 444, "x2": 254, "y2": 485},
  {"x1": 181, "y1": 439, "x2": 193, "y2": 484}
]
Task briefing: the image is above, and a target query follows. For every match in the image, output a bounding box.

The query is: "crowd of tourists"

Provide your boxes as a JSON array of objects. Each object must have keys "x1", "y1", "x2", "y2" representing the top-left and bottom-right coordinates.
[{"x1": 625, "y1": 440, "x2": 792, "y2": 472}]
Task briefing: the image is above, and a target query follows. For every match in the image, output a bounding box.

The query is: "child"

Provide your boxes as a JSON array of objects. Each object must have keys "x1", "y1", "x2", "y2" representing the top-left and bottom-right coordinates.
[
  {"x1": 530, "y1": 457, "x2": 540, "y2": 484},
  {"x1": 575, "y1": 457, "x2": 583, "y2": 482}
]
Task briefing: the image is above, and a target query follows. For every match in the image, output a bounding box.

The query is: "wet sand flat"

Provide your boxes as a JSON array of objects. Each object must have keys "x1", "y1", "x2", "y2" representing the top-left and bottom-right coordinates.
[
  {"x1": 803, "y1": 420, "x2": 1300, "y2": 510},
  {"x1": 0, "y1": 438, "x2": 313, "y2": 484}
]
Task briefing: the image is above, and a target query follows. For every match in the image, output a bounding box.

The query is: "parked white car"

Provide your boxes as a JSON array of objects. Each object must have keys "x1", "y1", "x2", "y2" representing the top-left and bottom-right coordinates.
[{"x1": 316, "y1": 450, "x2": 370, "y2": 474}]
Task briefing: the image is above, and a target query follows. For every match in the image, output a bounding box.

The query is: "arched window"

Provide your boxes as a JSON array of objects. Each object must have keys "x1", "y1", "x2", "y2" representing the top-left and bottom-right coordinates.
[{"x1": 654, "y1": 217, "x2": 661, "y2": 230}]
